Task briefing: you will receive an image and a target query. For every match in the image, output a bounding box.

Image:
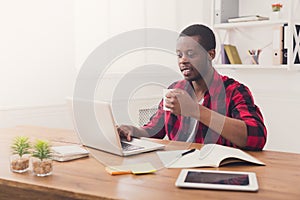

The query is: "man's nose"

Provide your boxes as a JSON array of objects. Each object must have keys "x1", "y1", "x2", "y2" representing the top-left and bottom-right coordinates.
[{"x1": 179, "y1": 54, "x2": 189, "y2": 63}]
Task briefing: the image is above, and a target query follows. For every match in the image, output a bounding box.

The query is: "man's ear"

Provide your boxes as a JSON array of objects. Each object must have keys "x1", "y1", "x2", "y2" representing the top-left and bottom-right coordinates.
[{"x1": 208, "y1": 49, "x2": 216, "y2": 60}]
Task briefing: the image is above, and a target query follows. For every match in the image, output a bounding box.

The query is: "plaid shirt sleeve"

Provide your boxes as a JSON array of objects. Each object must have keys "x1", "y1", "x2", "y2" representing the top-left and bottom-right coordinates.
[{"x1": 229, "y1": 84, "x2": 267, "y2": 151}]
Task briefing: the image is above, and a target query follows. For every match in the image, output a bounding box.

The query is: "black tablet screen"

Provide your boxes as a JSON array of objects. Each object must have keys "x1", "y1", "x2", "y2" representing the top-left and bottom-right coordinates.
[{"x1": 184, "y1": 171, "x2": 249, "y2": 185}]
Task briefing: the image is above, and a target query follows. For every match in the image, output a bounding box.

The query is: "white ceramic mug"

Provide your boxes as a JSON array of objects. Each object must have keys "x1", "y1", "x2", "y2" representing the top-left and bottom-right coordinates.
[{"x1": 163, "y1": 89, "x2": 174, "y2": 111}]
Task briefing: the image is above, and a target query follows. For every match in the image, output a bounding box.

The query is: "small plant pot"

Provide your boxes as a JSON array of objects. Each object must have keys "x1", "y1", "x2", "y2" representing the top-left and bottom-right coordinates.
[
  {"x1": 270, "y1": 11, "x2": 282, "y2": 20},
  {"x1": 32, "y1": 157, "x2": 53, "y2": 177},
  {"x1": 10, "y1": 154, "x2": 30, "y2": 173}
]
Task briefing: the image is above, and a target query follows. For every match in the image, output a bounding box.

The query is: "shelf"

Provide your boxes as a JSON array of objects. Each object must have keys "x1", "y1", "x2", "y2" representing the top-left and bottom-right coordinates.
[
  {"x1": 212, "y1": 0, "x2": 300, "y2": 71},
  {"x1": 214, "y1": 64, "x2": 289, "y2": 70},
  {"x1": 214, "y1": 20, "x2": 288, "y2": 29}
]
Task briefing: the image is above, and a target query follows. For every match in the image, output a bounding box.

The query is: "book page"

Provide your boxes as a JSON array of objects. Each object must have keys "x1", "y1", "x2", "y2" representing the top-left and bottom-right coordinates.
[
  {"x1": 156, "y1": 144, "x2": 265, "y2": 168},
  {"x1": 157, "y1": 150, "x2": 204, "y2": 168},
  {"x1": 199, "y1": 144, "x2": 265, "y2": 167}
]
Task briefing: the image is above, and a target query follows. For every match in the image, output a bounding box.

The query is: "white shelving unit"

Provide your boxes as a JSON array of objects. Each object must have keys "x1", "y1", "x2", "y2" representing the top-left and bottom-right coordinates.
[{"x1": 212, "y1": 0, "x2": 300, "y2": 70}]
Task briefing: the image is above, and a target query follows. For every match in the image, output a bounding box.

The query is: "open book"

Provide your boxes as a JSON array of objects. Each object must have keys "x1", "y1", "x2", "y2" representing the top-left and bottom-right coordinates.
[{"x1": 156, "y1": 144, "x2": 265, "y2": 168}]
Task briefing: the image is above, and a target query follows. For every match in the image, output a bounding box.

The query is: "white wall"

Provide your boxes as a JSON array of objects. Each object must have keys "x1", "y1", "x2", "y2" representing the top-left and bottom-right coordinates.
[
  {"x1": 0, "y1": 0, "x2": 205, "y2": 129},
  {"x1": 0, "y1": 0, "x2": 76, "y2": 128},
  {"x1": 74, "y1": 0, "x2": 110, "y2": 70}
]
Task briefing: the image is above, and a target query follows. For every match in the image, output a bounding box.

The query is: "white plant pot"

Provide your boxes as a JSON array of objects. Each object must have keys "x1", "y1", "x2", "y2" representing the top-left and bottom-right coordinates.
[{"x1": 270, "y1": 11, "x2": 281, "y2": 20}]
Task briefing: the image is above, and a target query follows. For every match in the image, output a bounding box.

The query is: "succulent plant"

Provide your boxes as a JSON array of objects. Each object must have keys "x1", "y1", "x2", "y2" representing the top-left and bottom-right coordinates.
[
  {"x1": 11, "y1": 136, "x2": 31, "y2": 157},
  {"x1": 32, "y1": 140, "x2": 52, "y2": 161}
]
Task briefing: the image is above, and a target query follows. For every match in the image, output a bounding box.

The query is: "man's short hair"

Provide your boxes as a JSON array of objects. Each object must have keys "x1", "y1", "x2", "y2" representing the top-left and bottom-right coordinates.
[{"x1": 179, "y1": 24, "x2": 216, "y2": 51}]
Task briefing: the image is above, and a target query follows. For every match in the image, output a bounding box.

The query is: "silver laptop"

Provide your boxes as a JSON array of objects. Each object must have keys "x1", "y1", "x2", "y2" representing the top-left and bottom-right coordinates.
[{"x1": 67, "y1": 98, "x2": 165, "y2": 156}]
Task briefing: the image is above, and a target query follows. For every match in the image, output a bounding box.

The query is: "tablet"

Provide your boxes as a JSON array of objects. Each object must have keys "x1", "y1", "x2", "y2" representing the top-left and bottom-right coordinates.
[{"x1": 175, "y1": 169, "x2": 259, "y2": 192}]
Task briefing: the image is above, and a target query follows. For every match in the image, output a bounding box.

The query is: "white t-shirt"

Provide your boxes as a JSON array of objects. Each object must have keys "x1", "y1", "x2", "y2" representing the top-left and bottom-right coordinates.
[{"x1": 185, "y1": 98, "x2": 204, "y2": 142}]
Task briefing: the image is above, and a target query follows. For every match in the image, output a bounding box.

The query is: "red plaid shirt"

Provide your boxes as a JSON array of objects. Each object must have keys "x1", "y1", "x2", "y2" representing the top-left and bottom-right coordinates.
[{"x1": 142, "y1": 70, "x2": 267, "y2": 151}]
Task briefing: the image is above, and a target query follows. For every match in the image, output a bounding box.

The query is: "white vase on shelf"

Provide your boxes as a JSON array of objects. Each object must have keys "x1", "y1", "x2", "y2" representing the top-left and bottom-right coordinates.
[{"x1": 270, "y1": 11, "x2": 281, "y2": 21}]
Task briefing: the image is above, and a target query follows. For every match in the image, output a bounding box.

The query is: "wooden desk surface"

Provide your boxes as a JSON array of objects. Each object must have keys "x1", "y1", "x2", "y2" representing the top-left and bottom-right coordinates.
[{"x1": 1, "y1": 126, "x2": 300, "y2": 200}]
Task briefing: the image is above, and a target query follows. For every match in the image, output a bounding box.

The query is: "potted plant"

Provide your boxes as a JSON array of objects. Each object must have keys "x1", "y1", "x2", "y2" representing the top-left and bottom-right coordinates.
[
  {"x1": 272, "y1": 3, "x2": 283, "y2": 12},
  {"x1": 31, "y1": 140, "x2": 53, "y2": 177},
  {"x1": 10, "y1": 136, "x2": 31, "y2": 173},
  {"x1": 271, "y1": 3, "x2": 283, "y2": 20}
]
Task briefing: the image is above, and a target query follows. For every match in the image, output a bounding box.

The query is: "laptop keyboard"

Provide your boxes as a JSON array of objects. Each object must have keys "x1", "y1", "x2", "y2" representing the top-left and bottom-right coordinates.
[{"x1": 121, "y1": 141, "x2": 144, "y2": 151}]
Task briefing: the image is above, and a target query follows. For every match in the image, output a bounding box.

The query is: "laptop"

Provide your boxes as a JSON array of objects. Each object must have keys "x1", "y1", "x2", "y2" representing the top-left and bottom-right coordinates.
[{"x1": 67, "y1": 98, "x2": 165, "y2": 156}]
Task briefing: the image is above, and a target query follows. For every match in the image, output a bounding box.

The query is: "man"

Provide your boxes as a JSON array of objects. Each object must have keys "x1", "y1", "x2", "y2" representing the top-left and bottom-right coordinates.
[{"x1": 118, "y1": 24, "x2": 267, "y2": 151}]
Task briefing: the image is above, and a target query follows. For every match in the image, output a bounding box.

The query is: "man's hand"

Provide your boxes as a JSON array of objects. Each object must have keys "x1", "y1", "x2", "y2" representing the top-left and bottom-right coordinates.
[
  {"x1": 165, "y1": 88, "x2": 200, "y2": 118},
  {"x1": 117, "y1": 125, "x2": 135, "y2": 141}
]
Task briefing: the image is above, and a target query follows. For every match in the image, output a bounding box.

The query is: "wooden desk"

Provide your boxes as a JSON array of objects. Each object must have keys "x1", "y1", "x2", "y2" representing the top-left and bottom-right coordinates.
[{"x1": 1, "y1": 126, "x2": 300, "y2": 200}]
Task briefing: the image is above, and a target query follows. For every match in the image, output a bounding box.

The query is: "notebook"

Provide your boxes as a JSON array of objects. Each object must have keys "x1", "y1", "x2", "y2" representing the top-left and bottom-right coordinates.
[
  {"x1": 51, "y1": 145, "x2": 89, "y2": 162},
  {"x1": 67, "y1": 98, "x2": 165, "y2": 156}
]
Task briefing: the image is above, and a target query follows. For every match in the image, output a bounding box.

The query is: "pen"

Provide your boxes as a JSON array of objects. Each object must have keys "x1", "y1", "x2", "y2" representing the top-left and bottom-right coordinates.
[{"x1": 181, "y1": 148, "x2": 196, "y2": 157}]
